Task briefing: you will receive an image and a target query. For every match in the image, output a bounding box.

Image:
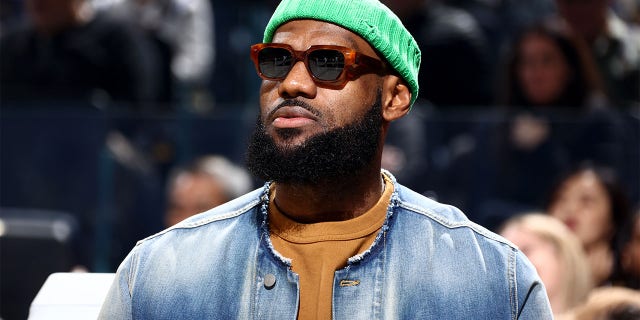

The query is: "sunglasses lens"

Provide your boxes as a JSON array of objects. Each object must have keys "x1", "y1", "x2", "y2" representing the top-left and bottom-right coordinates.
[
  {"x1": 258, "y1": 47, "x2": 293, "y2": 79},
  {"x1": 308, "y1": 49, "x2": 345, "y2": 81}
]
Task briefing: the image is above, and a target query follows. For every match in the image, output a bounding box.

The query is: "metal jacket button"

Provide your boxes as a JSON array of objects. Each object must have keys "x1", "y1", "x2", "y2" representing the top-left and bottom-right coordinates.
[{"x1": 264, "y1": 274, "x2": 276, "y2": 290}]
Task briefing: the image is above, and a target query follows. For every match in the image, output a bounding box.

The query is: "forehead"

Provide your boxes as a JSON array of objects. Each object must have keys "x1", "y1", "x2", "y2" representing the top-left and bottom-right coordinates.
[{"x1": 271, "y1": 19, "x2": 378, "y2": 57}]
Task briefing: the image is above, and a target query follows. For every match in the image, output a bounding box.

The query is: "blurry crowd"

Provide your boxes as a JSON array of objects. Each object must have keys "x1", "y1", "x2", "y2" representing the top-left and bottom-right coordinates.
[
  {"x1": 0, "y1": 0, "x2": 639, "y2": 319},
  {"x1": 0, "y1": 0, "x2": 638, "y2": 108},
  {"x1": 0, "y1": 0, "x2": 216, "y2": 110}
]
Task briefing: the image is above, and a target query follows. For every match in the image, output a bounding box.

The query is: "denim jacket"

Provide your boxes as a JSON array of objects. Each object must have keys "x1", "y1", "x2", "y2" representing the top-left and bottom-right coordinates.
[{"x1": 99, "y1": 171, "x2": 552, "y2": 319}]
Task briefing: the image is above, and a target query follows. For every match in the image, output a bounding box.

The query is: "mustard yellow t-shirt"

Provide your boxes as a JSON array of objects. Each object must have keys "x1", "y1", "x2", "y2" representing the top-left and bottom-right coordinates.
[{"x1": 269, "y1": 176, "x2": 393, "y2": 319}]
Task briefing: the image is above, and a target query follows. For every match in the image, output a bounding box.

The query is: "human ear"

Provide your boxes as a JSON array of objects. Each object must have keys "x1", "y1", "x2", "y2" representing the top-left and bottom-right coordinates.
[{"x1": 381, "y1": 75, "x2": 411, "y2": 122}]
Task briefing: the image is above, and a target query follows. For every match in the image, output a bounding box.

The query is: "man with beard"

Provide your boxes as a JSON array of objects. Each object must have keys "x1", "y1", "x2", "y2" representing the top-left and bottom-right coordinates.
[{"x1": 99, "y1": 0, "x2": 553, "y2": 318}]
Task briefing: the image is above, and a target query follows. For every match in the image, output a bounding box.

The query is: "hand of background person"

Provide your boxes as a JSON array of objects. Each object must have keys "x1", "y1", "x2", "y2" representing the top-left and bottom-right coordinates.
[{"x1": 587, "y1": 242, "x2": 614, "y2": 285}]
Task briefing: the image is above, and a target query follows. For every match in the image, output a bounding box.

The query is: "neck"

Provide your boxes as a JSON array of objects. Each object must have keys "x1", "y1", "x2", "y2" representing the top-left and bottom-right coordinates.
[{"x1": 272, "y1": 166, "x2": 384, "y2": 224}]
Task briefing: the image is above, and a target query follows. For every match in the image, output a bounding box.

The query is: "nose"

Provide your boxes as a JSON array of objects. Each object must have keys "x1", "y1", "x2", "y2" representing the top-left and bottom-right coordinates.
[{"x1": 277, "y1": 61, "x2": 317, "y2": 99}]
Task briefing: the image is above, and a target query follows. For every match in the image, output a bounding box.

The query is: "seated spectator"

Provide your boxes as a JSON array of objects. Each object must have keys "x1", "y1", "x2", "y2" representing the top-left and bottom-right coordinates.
[
  {"x1": 499, "y1": 213, "x2": 593, "y2": 316},
  {"x1": 93, "y1": 0, "x2": 215, "y2": 111},
  {"x1": 0, "y1": 0, "x2": 163, "y2": 110},
  {"x1": 557, "y1": 286, "x2": 640, "y2": 320},
  {"x1": 554, "y1": 0, "x2": 640, "y2": 108},
  {"x1": 165, "y1": 155, "x2": 252, "y2": 227},
  {"x1": 547, "y1": 164, "x2": 633, "y2": 286},
  {"x1": 469, "y1": 21, "x2": 626, "y2": 229},
  {"x1": 497, "y1": 20, "x2": 607, "y2": 109}
]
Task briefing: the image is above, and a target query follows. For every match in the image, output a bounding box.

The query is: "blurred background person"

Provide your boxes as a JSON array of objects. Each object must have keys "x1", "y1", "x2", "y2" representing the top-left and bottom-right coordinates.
[
  {"x1": 497, "y1": 20, "x2": 607, "y2": 109},
  {"x1": 494, "y1": 19, "x2": 625, "y2": 173},
  {"x1": 547, "y1": 164, "x2": 634, "y2": 287},
  {"x1": 0, "y1": 0, "x2": 163, "y2": 110},
  {"x1": 93, "y1": 0, "x2": 215, "y2": 112},
  {"x1": 165, "y1": 155, "x2": 252, "y2": 227},
  {"x1": 499, "y1": 213, "x2": 593, "y2": 316},
  {"x1": 614, "y1": 208, "x2": 640, "y2": 289},
  {"x1": 554, "y1": 0, "x2": 640, "y2": 108},
  {"x1": 464, "y1": 21, "x2": 626, "y2": 230}
]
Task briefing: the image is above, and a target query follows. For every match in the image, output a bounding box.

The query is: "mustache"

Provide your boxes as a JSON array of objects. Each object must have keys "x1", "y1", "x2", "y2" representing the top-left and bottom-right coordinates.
[{"x1": 266, "y1": 99, "x2": 322, "y2": 120}]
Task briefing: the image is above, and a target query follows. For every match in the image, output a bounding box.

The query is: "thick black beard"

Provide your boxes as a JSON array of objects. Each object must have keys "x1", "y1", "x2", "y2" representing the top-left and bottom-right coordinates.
[{"x1": 246, "y1": 93, "x2": 383, "y2": 184}]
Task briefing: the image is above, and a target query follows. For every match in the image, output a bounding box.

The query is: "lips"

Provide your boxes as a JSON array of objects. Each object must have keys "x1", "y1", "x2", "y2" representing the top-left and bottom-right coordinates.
[
  {"x1": 270, "y1": 106, "x2": 318, "y2": 129},
  {"x1": 563, "y1": 218, "x2": 577, "y2": 231}
]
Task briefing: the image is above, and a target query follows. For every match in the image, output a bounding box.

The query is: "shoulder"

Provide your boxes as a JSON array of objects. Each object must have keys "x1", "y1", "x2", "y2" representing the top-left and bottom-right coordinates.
[
  {"x1": 136, "y1": 187, "x2": 266, "y2": 247},
  {"x1": 393, "y1": 182, "x2": 513, "y2": 248},
  {"x1": 117, "y1": 187, "x2": 266, "y2": 277},
  {"x1": 388, "y1": 179, "x2": 551, "y2": 317}
]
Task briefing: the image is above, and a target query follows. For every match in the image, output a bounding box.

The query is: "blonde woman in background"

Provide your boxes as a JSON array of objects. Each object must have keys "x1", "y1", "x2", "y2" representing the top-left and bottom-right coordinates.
[{"x1": 500, "y1": 213, "x2": 594, "y2": 316}]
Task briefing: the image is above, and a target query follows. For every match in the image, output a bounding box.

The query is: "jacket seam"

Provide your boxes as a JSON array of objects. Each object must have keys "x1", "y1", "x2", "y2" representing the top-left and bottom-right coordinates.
[
  {"x1": 127, "y1": 249, "x2": 138, "y2": 297},
  {"x1": 134, "y1": 197, "x2": 262, "y2": 246},
  {"x1": 509, "y1": 248, "x2": 517, "y2": 320},
  {"x1": 396, "y1": 200, "x2": 515, "y2": 248}
]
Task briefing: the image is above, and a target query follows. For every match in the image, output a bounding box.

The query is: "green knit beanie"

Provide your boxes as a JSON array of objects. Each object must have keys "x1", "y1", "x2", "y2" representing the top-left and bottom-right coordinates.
[{"x1": 263, "y1": 0, "x2": 421, "y2": 107}]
